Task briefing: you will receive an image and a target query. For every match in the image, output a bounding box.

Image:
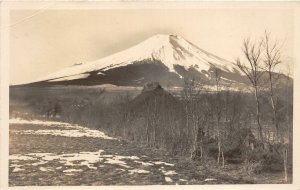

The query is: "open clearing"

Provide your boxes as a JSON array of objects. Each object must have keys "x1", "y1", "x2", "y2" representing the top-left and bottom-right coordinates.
[{"x1": 9, "y1": 118, "x2": 284, "y2": 186}]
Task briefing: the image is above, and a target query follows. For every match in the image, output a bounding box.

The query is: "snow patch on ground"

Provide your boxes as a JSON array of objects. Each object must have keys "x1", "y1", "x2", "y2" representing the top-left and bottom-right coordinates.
[
  {"x1": 9, "y1": 155, "x2": 37, "y2": 161},
  {"x1": 128, "y1": 169, "x2": 150, "y2": 174},
  {"x1": 158, "y1": 165, "x2": 178, "y2": 183},
  {"x1": 32, "y1": 161, "x2": 48, "y2": 166},
  {"x1": 12, "y1": 167, "x2": 25, "y2": 172},
  {"x1": 159, "y1": 167, "x2": 178, "y2": 176},
  {"x1": 103, "y1": 155, "x2": 140, "y2": 169},
  {"x1": 179, "y1": 179, "x2": 187, "y2": 182},
  {"x1": 165, "y1": 177, "x2": 173, "y2": 182},
  {"x1": 163, "y1": 170, "x2": 178, "y2": 175},
  {"x1": 204, "y1": 178, "x2": 217, "y2": 182},
  {"x1": 10, "y1": 118, "x2": 72, "y2": 127},
  {"x1": 10, "y1": 151, "x2": 104, "y2": 173},
  {"x1": 10, "y1": 118, "x2": 116, "y2": 140},
  {"x1": 40, "y1": 167, "x2": 54, "y2": 172},
  {"x1": 11, "y1": 129, "x2": 115, "y2": 139},
  {"x1": 63, "y1": 169, "x2": 83, "y2": 173},
  {"x1": 9, "y1": 150, "x2": 176, "y2": 176},
  {"x1": 154, "y1": 161, "x2": 174, "y2": 166},
  {"x1": 135, "y1": 161, "x2": 154, "y2": 166},
  {"x1": 104, "y1": 157, "x2": 131, "y2": 168},
  {"x1": 10, "y1": 150, "x2": 149, "y2": 174}
]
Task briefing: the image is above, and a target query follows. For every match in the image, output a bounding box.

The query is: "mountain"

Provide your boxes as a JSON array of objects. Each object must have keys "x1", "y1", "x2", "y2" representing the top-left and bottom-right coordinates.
[{"x1": 20, "y1": 34, "x2": 253, "y2": 88}]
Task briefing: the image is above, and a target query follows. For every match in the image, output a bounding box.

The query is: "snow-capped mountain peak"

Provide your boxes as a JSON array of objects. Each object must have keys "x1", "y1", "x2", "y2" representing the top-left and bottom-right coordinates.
[{"x1": 38, "y1": 34, "x2": 240, "y2": 83}]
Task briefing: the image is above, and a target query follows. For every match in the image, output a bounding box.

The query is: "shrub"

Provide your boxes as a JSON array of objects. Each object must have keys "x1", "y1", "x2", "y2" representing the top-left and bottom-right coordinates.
[{"x1": 246, "y1": 145, "x2": 284, "y2": 173}]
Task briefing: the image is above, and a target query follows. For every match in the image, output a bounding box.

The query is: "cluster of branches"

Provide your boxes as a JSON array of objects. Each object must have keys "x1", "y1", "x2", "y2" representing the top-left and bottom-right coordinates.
[
  {"x1": 236, "y1": 31, "x2": 290, "y2": 143},
  {"x1": 235, "y1": 31, "x2": 292, "y2": 181}
]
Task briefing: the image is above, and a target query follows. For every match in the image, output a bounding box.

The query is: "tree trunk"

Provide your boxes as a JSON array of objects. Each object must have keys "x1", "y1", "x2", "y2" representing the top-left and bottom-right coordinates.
[
  {"x1": 186, "y1": 105, "x2": 189, "y2": 134},
  {"x1": 199, "y1": 121, "x2": 204, "y2": 161},
  {"x1": 153, "y1": 124, "x2": 156, "y2": 148},
  {"x1": 268, "y1": 71, "x2": 279, "y2": 142},
  {"x1": 216, "y1": 114, "x2": 221, "y2": 165},
  {"x1": 254, "y1": 87, "x2": 263, "y2": 142},
  {"x1": 217, "y1": 127, "x2": 220, "y2": 164},
  {"x1": 222, "y1": 151, "x2": 225, "y2": 168},
  {"x1": 284, "y1": 148, "x2": 288, "y2": 183},
  {"x1": 218, "y1": 140, "x2": 221, "y2": 165},
  {"x1": 146, "y1": 118, "x2": 149, "y2": 146},
  {"x1": 200, "y1": 144, "x2": 203, "y2": 160},
  {"x1": 191, "y1": 121, "x2": 198, "y2": 159},
  {"x1": 123, "y1": 114, "x2": 127, "y2": 137},
  {"x1": 273, "y1": 108, "x2": 278, "y2": 142}
]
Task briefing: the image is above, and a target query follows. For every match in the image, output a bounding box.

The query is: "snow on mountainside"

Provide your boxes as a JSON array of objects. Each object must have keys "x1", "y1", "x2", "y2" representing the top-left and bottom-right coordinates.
[{"x1": 36, "y1": 34, "x2": 240, "y2": 83}]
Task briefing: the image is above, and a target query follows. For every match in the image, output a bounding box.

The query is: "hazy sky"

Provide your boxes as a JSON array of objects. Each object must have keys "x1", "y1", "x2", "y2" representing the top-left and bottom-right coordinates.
[{"x1": 10, "y1": 8, "x2": 294, "y2": 84}]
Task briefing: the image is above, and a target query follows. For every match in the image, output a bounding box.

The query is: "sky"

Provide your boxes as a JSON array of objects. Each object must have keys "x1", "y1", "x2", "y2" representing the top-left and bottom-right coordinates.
[{"x1": 9, "y1": 7, "x2": 295, "y2": 85}]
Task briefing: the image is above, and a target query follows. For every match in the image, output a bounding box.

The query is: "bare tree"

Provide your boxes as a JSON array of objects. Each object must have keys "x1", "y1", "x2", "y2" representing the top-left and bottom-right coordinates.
[
  {"x1": 284, "y1": 148, "x2": 288, "y2": 182},
  {"x1": 190, "y1": 85, "x2": 206, "y2": 160},
  {"x1": 236, "y1": 38, "x2": 264, "y2": 142},
  {"x1": 143, "y1": 98, "x2": 151, "y2": 146},
  {"x1": 262, "y1": 31, "x2": 282, "y2": 142},
  {"x1": 182, "y1": 77, "x2": 197, "y2": 158},
  {"x1": 182, "y1": 77, "x2": 208, "y2": 160},
  {"x1": 283, "y1": 65, "x2": 292, "y2": 183},
  {"x1": 182, "y1": 78, "x2": 196, "y2": 133},
  {"x1": 213, "y1": 68, "x2": 223, "y2": 165}
]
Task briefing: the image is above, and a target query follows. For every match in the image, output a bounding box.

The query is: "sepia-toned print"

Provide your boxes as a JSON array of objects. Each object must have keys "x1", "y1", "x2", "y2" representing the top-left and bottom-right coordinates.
[{"x1": 6, "y1": 5, "x2": 296, "y2": 186}]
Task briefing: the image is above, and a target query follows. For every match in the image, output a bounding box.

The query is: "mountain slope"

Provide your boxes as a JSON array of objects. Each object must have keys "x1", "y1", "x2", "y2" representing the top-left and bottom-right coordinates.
[{"x1": 24, "y1": 34, "x2": 248, "y2": 87}]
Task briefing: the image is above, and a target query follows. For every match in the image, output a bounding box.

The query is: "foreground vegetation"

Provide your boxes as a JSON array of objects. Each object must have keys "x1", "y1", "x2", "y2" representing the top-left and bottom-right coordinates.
[
  {"x1": 10, "y1": 120, "x2": 270, "y2": 185},
  {"x1": 9, "y1": 80, "x2": 293, "y2": 184}
]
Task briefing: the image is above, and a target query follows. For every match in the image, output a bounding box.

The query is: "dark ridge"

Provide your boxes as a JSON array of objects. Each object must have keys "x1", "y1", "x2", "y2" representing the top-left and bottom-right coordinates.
[
  {"x1": 15, "y1": 60, "x2": 182, "y2": 88},
  {"x1": 128, "y1": 83, "x2": 180, "y2": 115}
]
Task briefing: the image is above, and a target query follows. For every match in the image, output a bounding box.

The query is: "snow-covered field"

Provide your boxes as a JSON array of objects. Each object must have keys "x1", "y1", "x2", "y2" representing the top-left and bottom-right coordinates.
[{"x1": 9, "y1": 118, "x2": 189, "y2": 185}]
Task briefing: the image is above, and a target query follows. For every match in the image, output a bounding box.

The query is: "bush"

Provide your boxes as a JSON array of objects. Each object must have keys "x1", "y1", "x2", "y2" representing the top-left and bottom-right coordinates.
[
  {"x1": 246, "y1": 145, "x2": 284, "y2": 173},
  {"x1": 242, "y1": 160, "x2": 264, "y2": 174}
]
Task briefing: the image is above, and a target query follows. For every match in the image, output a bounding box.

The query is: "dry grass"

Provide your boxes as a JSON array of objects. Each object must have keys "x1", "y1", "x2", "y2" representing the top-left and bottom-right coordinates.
[{"x1": 9, "y1": 122, "x2": 288, "y2": 186}]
